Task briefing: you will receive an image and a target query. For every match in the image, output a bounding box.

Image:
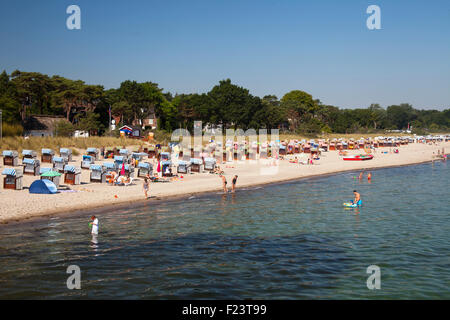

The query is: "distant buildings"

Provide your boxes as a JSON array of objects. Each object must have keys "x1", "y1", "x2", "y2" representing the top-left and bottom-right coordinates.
[{"x1": 23, "y1": 115, "x2": 69, "y2": 137}]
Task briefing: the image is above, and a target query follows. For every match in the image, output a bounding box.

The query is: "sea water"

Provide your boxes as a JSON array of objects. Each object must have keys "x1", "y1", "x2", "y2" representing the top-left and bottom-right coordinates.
[{"x1": 0, "y1": 162, "x2": 448, "y2": 299}]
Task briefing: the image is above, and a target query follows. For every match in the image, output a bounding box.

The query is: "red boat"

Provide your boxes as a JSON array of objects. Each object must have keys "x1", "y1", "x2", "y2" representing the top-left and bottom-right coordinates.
[{"x1": 343, "y1": 154, "x2": 374, "y2": 161}]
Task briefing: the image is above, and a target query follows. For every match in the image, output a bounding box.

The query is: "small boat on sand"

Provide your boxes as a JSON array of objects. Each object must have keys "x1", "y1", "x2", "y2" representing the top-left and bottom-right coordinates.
[{"x1": 343, "y1": 154, "x2": 374, "y2": 161}]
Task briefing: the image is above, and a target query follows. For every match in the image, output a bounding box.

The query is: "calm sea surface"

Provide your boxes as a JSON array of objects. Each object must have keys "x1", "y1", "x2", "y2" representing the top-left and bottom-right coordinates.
[{"x1": 0, "y1": 162, "x2": 448, "y2": 299}]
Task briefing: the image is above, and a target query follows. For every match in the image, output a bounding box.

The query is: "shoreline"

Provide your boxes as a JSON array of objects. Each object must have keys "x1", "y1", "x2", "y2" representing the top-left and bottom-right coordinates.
[{"x1": 0, "y1": 151, "x2": 445, "y2": 227}]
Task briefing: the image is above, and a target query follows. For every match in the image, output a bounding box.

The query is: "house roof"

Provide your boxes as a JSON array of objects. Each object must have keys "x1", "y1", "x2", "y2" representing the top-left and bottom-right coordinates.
[{"x1": 23, "y1": 115, "x2": 69, "y2": 132}]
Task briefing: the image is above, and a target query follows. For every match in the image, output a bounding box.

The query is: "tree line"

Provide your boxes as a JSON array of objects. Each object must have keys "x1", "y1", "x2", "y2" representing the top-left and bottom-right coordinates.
[{"x1": 0, "y1": 70, "x2": 449, "y2": 136}]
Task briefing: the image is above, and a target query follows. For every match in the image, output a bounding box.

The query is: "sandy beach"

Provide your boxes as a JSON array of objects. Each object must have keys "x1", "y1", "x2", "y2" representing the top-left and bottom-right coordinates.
[{"x1": 0, "y1": 141, "x2": 448, "y2": 224}]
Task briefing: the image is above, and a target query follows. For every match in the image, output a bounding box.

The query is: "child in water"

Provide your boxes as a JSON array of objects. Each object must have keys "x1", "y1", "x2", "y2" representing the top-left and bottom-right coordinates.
[
  {"x1": 143, "y1": 177, "x2": 150, "y2": 199},
  {"x1": 90, "y1": 216, "x2": 99, "y2": 235}
]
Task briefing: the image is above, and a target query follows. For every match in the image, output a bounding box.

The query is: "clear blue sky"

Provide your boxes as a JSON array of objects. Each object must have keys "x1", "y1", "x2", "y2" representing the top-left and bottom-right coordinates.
[{"x1": 1, "y1": 0, "x2": 449, "y2": 109}]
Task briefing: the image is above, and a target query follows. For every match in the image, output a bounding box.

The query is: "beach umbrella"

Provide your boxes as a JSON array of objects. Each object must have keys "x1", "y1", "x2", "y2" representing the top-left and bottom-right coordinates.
[{"x1": 40, "y1": 171, "x2": 62, "y2": 177}]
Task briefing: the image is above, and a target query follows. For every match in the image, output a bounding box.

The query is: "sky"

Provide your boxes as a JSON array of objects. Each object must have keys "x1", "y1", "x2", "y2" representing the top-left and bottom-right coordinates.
[{"x1": 1, "y1": 0, "x2": 449, "y2": 109}]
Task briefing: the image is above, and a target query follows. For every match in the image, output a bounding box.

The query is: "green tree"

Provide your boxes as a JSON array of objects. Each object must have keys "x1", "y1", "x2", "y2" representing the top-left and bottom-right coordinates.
[
  {"x1": 208, "y1": 79, "x2": 260, "y2": 129},
  {"x1": 386, "y1": 103, "x2": 416, "y2": 129},
  {"x1": 76, "y1": 112, "x2": 104, "y2": 134},
  {"x1": 10, "y1": 70, "x2": 53, "y2": 119},
  {"x1": 55, "y1": 120, "x2": 74, "y2": 137}
]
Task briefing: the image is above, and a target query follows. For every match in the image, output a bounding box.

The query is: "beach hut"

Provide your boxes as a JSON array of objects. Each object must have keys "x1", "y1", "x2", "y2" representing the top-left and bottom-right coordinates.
[
  {"x1": 190, "y1": 158, "x2": 204, "y2": 173},
  {"x1": 29, "y1": 179, "x2": 57, "y2": 194},
  {"x1": 348, "y1": 140, "x2": 355, "y2": 150},
  {"x1": 22, "y1": 149, "x2": 37, "y2": 161},
  {"x1": 119, "y1": 149, "x2": 130, "y2": 162},
  {"x1": 249, "y1": 143, "x2": 258, "y2": 160},
  {"x1": 102, "y1": 162, "x2": 116, "y2": 173},
  {"x1": 342, "y1": 142, "x2": 348, "y2": 150},
  {"x1": 137, "y1": 162, "x2": 153, "y2": 177},
  {"x1": 114, "y1": 155, "x2": 125, "y2": 169},
  {"x1": 160, "y1": 152, "x2": 170, "y2": 162},
  {"x1": 329, "y1": 141, "x2": 336, "y2": 151},
  {"x1": 81, "y1": 155, "x2": 95, "y2": 169},
  {"x1": 161, "y1": 160, "x2": 172, "y2": 177},
  {"x1": 123, "y1": 164, "x2": 135, "y2": 178},
  {"x1": 60, "y1": 148, "x2": 72, "y2": 162},
  {"x1": 2, "y1": 150, "x2": 19, "y2": 166},
  {"x1": 41, "y1": 149, "x2": 54, "y2": 163},
  {"x1": 132, "y1": 152, "x2": 147, "y2": 165},
  {"x1": 2, "y1": 168, "x2": 23, "y2": 190},
  {"x1": 177, "y1": 160, "x2": 191, "y2": 174},
  {"x1": 294, "y1": 143, "x2": 301, "y2": 154},
  {"x1": 64, "y1": 165, "x2": 81, "y2": 185},
  {"x1": 90, "y1": 164, "x2": 106, "y2": 183},
  {"x1": 303, "y1": 143, "x2": 311, "y2": 153},
  {"x1": 23, "y1": 158, "x2": 40, "y2": 176},
  {"x1": 147, "y1": 145, "x2": 156, "y2": 158},
  {"x1": 259, "y1": 143, "x2": 268, "y2": 159},
  {"x1": 40, "y1": 169, "x2": 61, "y2": 187},
  {"x1": 86, "y1": 148, "x2": 100, "y2": 160},
  {"x1": 279, "y1": 144, "x2": 286, "y2": 155},
  {"x1": 204, "y1": 157, "x2": 216, "y2": 171},
  {"x1": 287, "y1": 143, "x2": 294, "y2": 155},
  {"x1": 52, "y1": 156, "x2": 66, "y2": 172}
]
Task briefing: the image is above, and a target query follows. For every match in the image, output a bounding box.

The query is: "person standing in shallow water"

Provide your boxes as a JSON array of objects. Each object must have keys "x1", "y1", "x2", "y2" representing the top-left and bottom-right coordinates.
[
  {"x1": 90, "y1": 216, "x2": 99, "y2": 235},
  {"x1": 231, "y1": 175, "x2": 238, "y2": 193},
  {"x1": 220, "y1": 174, "x2": 228, "y2": 193},
  {"x1": 143, "y1": 177, "x2": 150, "y2": 199}
]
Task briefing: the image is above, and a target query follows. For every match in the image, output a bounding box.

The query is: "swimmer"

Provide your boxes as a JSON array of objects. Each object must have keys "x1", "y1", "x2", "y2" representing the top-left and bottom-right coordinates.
[
  {"x1": 352, "y1": 190, "x2": 362, "y2": 206},
  {"x1": 367, "y1": 172, "x2": 372, "y2": 181},
  {"x1": 359, "y1": 172, "x2": 364, "y2": 180}
]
